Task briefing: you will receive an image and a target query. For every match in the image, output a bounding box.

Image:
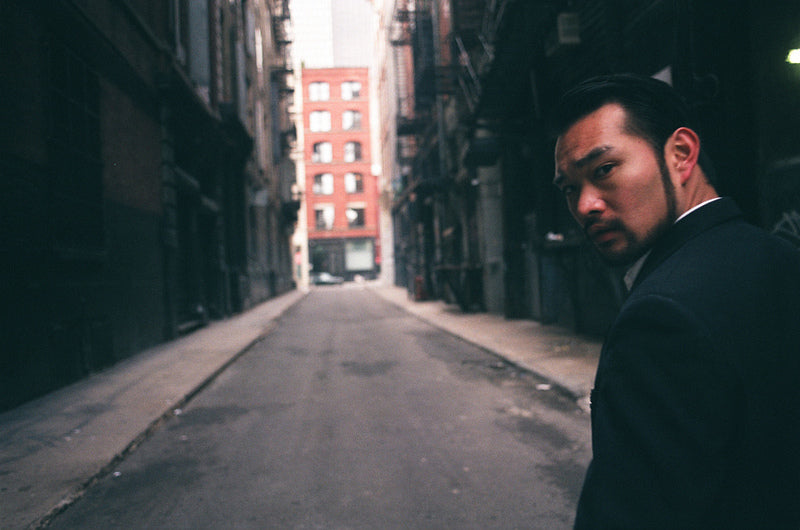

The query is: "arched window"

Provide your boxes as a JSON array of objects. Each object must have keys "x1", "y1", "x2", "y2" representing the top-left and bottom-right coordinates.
[
  {"x1": 345, "y1": 172, "x2": 363, "y2": 193},
  {"x1": 312, "y1": 142, "x2": 332, "y2": 163},
  {"x1": 344, "y1": 141, "x2": 362, "y2": 162},
  {"x1": 342, "y1": 110, "x2": 362, "y2": 130},
  {"x1": 313, "y1": 173, "x2": 334, "y2": 195}
]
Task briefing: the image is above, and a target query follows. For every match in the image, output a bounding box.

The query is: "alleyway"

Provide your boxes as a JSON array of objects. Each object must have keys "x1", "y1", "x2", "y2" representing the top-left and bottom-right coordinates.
[
  {"x1": 45, "y1": 287, "x2": 590, "y2": 528},
  {"x1": 2, "y1": 284, "x2": 601, "y2": 528}
]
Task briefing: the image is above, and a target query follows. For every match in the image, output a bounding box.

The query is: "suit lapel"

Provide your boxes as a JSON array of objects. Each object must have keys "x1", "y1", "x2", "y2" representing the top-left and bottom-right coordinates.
[{"x1": 629, "y1": 197, "x2": 743, "y2": 293}]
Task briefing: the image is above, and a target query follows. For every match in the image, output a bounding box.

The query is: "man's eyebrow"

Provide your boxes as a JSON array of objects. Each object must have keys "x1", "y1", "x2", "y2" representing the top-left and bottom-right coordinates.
[
  {"x1": 553, "y1": 145, "x2": 613, "y2": 187},
  {"x1": 573, "y1": 145, "x2": 613, "y2": 168}
]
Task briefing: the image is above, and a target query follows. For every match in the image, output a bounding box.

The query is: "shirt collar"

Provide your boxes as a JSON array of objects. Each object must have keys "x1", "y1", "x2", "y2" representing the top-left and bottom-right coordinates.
[
  {"x1": 624, "y1": 251, "x2": 650, "y2": 291},
  {"x1": 675, "y1": 196, "x2": 722, "y2": 223}
]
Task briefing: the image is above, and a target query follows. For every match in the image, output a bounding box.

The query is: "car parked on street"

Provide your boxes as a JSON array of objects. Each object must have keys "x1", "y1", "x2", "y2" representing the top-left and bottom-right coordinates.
[{"x1": 311, "y1": 272, "x2": 345, "y2": 285}]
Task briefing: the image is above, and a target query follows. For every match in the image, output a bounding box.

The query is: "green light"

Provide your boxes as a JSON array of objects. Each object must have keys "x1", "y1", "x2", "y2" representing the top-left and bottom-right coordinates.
[{"x1": 787, "y1": 49, "x2": 800, "y2": 64}]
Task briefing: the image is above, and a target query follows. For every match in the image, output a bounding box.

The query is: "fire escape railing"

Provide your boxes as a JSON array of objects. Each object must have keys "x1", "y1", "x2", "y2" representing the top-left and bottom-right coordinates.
[{"x1": 451, "y1": 0, "x2": 509, "y2": 116}]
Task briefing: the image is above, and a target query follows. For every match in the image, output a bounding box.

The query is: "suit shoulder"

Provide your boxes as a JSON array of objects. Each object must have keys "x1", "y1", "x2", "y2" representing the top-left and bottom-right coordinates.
[{"x1": 647, "y1": 218, "x2": 799, "y2": 287}]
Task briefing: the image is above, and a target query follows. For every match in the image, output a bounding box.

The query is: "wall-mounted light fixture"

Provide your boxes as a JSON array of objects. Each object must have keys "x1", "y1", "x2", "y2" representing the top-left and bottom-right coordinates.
[{"x1": 786, "y1": 49, "x2": 800, "y2": 64}]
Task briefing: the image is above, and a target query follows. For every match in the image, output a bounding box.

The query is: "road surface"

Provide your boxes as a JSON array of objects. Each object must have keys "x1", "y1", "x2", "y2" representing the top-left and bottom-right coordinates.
[{"x1": 49, "y1": 286, "x2": 591, "y2": 529}]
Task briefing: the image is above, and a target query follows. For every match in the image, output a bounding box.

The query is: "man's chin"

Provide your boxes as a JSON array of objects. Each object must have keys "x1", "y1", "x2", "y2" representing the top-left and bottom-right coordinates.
[{"x1": 595, "y1": 244, "x2": 645, "y2": 267}]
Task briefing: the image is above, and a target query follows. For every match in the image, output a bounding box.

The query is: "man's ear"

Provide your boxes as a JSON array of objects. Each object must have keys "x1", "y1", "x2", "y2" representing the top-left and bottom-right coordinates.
[{"x1": 665, "y1": 127, "x2": 700, "y2": 184}]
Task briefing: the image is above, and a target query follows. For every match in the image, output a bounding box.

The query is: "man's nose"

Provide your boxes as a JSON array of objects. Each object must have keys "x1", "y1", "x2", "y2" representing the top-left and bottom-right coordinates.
[{"x1": 575, "y1": 185, "x2": 605, "y2": 219}]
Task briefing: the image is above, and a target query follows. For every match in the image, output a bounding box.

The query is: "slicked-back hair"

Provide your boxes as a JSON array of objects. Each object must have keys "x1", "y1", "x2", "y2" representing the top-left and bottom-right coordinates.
[{"x1": 553, "y1": 73, "x2": 716, "y2": 186}]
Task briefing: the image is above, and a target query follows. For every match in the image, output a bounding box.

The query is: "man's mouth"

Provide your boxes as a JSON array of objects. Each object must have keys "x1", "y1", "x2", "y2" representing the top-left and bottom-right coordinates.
[
  {"x1": 585, "y1": 222, "x2": 622, "y2": 246},
  {"x1": 591, "y1": 228, "x2": 617, "y2": 244}
]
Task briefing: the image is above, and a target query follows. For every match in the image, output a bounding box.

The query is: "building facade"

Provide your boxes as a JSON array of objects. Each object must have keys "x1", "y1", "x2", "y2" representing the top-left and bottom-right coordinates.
[
  {"x1": 386, "y1": 0, "x2": 800, "y2": 335},
  {"x1": 0, "y1": 0, "x2": 297, "y2": 411},
  {"x1": 371, "y1": 0, "x2": 400, "y2": 286},
  {"x1": 301, "y1": 67, "x2": 381, "y2": 280}
]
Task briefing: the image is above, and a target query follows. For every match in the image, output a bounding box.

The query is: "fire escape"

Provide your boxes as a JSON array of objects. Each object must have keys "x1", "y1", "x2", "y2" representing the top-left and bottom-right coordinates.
[
  {"x1": 390, "y1": 0, "x2": 483, "y2": 302},
  {"x1": 452, "y1": 0, "x2": 510, "y2": 166},
  {"x1": 390, "y1": 1, "x2": 417, "y2": 196},
  {"x1": 451, "y1": 0, "x2": 496, "y2": 114},
  {"x1": 270, "y1": 0, "x2": 300, "y2": 225},
  {"x1": 391, "y1": 0, "x2": 447, "y2": 296}
]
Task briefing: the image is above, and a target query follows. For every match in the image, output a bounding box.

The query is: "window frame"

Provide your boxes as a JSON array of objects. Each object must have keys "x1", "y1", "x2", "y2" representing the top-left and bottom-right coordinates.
[
  {"x1": 344, "y1": 172, "x2": 364, "y2": 194},
  {"x1": 344, "y1": 141, "x2": 362, "y2": 162},
  {"x1": 346, "y1": 205, "x2": 366, "y2": 228},
  {"x1": 341, "y1": 81, "x2": 361, "y2": 100},
  {"x1": 312, "y1": 173, "x2": 334, "y2": 195},
  {"x1": 342, "y1": 110, "x2": 362, "y2": 130},
  {"x1": 312, "y1": 141, "x2": 333, "y2": 163},
  {"x1": 309, "y1": 110, "x2": 331, "y2": 132},
  {"x1": 314, "y1": 204, "x2": 335, "y2": 230},
  {"x1": 309, "y1": 81, "x2": 330, "y2": 101}
]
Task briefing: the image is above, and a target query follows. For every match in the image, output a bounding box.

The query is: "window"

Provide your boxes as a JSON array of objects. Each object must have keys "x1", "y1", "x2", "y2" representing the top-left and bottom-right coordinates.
[
  {"x1": 309, "y1": 110, "x2": 331, "y2": 132},
  {"x1": 344, "y1": 141, "x2": 362, "y2": 162},
  {"x1": 346, "y1": 206, "x2": 366, "y2": 228},
  {"x1": 309, "y1": 82, "x2": 329, "y2": 101},
  {"x1": 315, "y1": 205, "x2": 334, "y2": 230},
  {"x1": 345, "y1": 172, "x2": 364, "y2": 193},
  {"x1": 342, "y1": 110, "x2": 362, "y2": 130},
  {"x1": 312, "y1": 142, "x2": 332, "y2": 163},
  {"x1": 313, "y1": 173, "x2": 334, "y2": 195},
  {"x1": 341, "y1": 81, "x2": 361, "y2": 100}
]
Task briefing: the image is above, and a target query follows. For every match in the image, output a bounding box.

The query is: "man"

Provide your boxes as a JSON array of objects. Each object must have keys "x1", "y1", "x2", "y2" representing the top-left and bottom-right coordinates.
[{"x1": 553, "y1": 74, "x2": 800, "y2": 529}]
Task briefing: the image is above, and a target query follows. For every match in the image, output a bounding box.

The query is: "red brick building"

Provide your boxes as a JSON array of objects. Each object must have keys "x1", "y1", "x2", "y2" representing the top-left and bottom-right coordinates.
[{"x1": 301, "y1": 67, "x2": 380, "y2": 279}]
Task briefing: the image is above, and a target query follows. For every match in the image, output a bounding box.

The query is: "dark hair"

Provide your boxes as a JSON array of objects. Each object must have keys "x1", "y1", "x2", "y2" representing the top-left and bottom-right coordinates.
[{"x1": 553, "y1": 73, "x2": 716, "y2": 185}]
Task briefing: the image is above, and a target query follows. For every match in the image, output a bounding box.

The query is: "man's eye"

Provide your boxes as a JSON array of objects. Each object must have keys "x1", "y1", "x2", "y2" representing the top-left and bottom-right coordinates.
[
  {"x1": 560, "y1": 185, "x2": 577, "y2": 197},
  {"x1": 594, "y1": 164, "x2": 614, "y2": 179}
]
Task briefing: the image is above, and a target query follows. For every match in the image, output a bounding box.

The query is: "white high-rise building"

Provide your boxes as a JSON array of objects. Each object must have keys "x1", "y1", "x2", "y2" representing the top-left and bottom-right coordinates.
[{"x1": 291, "y1": 0, "x2": 374, "y2": 68}]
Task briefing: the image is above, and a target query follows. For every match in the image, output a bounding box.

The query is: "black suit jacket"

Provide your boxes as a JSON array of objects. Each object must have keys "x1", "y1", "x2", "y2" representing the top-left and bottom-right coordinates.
[{"x1": 575, "y1": 198, "x2": 800, "y2": 529}]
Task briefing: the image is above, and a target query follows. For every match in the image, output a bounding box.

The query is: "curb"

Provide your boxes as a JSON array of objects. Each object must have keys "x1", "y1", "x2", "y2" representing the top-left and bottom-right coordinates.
[
  {"x1": 27, "y1": 297, "x2": 303, "y2": 529},
  {"x1": 368, "y1": 286, "x2": 593, "y2": 412}
]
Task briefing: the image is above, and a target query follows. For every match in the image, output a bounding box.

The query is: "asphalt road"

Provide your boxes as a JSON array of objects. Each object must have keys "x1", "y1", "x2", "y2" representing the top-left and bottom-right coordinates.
[{"x1": 49, "y1": 285, "x2": 591, "y2": 529}]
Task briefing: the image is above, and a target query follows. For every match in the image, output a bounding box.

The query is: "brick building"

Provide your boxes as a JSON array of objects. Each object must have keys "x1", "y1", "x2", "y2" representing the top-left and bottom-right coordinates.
[
  {"x1": 0, "y1": 0, "x2": 297, "y2": 410},
  {"x1": 301, "y1": 67, "x2": 381, "y2": 280}
]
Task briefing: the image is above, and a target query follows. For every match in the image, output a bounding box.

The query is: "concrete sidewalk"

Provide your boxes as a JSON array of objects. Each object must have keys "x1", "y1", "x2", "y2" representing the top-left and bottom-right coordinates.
[
  {"x1": 1, "y1": 283, "x2": 600, "y2": 529},
  {"x1": 0, "y1": 289, "x2": 306, "y2": 530}
]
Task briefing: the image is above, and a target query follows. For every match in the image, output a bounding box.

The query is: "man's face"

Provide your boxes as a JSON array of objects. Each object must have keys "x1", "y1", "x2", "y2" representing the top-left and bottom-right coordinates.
[{"x1": 554, "y1": 103, "x2": 677, "y2": 266}]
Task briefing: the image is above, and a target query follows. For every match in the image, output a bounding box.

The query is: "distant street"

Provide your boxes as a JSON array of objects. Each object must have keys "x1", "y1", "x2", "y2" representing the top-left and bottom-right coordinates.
[{"x1": 49, "y1": 286, "x2": 591, "y2": 529}]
